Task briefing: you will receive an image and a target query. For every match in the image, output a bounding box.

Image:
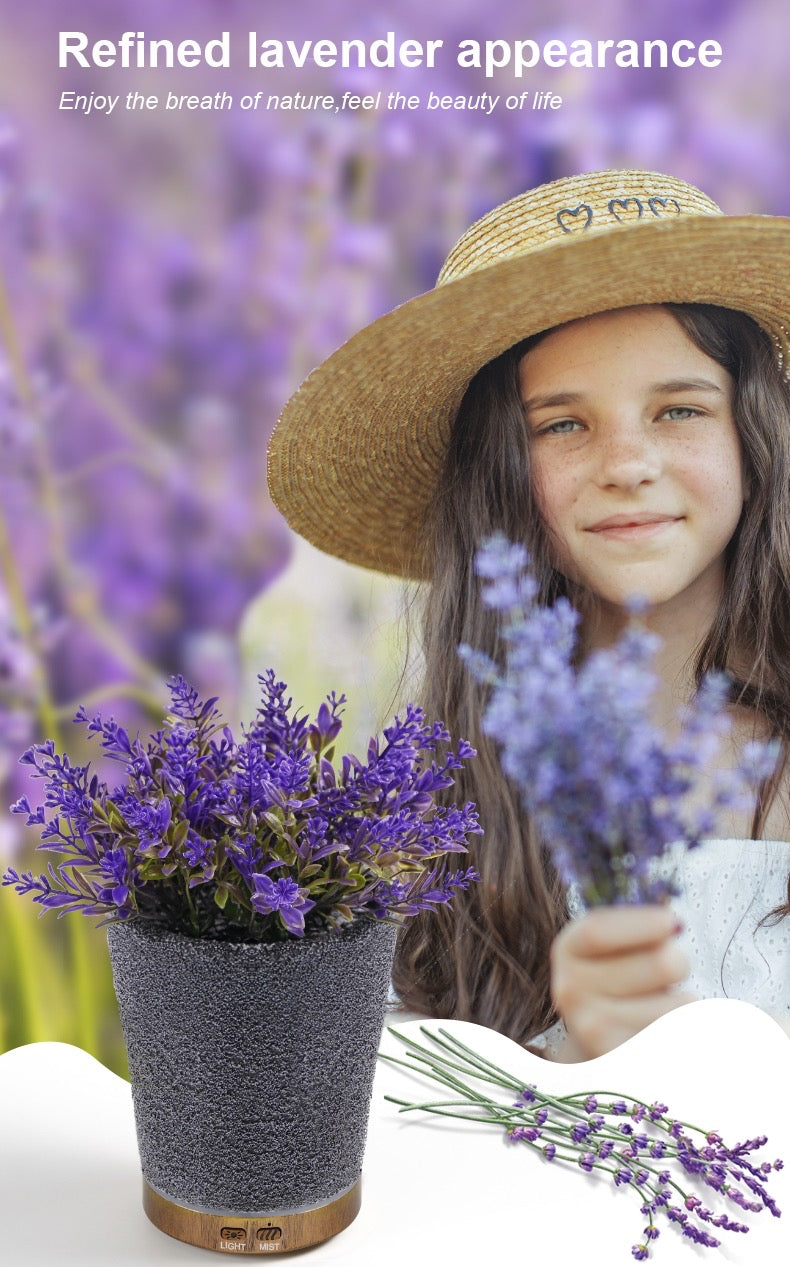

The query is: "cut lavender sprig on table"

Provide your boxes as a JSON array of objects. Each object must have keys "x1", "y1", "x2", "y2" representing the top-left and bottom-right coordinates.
[
  {"x1": 380, "y1": 1025, "x2": 782, "y2": 1259},
  {"x1": 2, "y1": 671, "x2": 481, "y2": 941},
  {"x1": 460, "y1": 536, "x2": 779, "y2": 907}
]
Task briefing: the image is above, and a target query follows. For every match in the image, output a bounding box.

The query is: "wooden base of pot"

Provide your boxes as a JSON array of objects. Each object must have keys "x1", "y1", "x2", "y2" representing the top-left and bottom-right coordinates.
[{"x1": 143, "y1": 1179, "x2": 362, "y2": 1254}]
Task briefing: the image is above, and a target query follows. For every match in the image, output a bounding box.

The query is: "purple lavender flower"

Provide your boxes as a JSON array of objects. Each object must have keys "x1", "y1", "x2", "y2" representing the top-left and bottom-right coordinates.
[
  {"x1": 510, "y1": 1125, "x2": 542, "y2": 1143},
  {"x1": 384, "y1": 1025, "x2": 783, "y2": 1262},
  {"x1": 251, "y1": 874, "x2": 316, "y2": 935},
  {"x1": 460, "y1": 536, "x2": 779, "y2": 906},
  {"x1": 2, "y1": 672, "x2": 480, "y2": 940},
  {"x1": 97, "y1": 847, "x2": 134, "y2": 909}
]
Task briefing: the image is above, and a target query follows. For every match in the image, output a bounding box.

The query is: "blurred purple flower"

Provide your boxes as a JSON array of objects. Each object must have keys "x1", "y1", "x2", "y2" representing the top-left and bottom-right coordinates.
[{"x1": 460, "y1": 536, "x2": 779, "y2": 907}]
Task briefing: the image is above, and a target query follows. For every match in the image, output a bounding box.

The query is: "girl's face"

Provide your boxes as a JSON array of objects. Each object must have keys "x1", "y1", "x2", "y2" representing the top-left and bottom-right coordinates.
[{"x1": 519, "y1": 306, "x2": 746, "y2": 613}]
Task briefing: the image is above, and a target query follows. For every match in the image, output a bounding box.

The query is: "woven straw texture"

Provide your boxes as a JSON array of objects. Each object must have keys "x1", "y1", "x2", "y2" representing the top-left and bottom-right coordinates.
[{"x1": 268, "y1": 170, "x2": 790, "y2": 579}]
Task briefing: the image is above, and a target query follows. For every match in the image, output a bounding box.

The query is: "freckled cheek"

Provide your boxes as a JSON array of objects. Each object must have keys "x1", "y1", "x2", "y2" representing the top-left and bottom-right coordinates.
[
  {"x1": 531, "y1": 468, "x2": 556, "y2": 534},
  {"x1": 531, "y1": 461, "x2": 581, "y2": 536},
  {"x1": 684, "y1": 446, "x2": 745, "y2": 508}
]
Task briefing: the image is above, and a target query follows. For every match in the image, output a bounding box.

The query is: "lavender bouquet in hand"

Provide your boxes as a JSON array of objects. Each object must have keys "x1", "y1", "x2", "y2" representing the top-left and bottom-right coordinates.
[
  {"x1": 2, "y1": 671, "x2": 480, "y2": 941},
  {"x1": 460, "y1": 537, "x2": 778, "y2": 907}
]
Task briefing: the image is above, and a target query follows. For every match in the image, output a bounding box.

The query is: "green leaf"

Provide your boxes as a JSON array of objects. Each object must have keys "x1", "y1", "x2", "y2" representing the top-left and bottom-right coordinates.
[{"x1": 168, "y1": 818, "x2": 188, "y2": 850}]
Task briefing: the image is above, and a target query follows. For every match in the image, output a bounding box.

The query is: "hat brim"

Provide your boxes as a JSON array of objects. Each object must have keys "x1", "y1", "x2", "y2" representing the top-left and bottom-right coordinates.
[{"x1": 268, "y1": 214, "x2": 790, "y2": 580}]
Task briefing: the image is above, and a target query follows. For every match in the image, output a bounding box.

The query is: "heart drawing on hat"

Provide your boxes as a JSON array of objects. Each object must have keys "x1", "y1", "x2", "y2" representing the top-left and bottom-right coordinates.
[
  {"x1": 608, "y1": 197, "x2": 644, "y2": 222},
  {"x1": 648, "y1": 196, "x2": 681, "y2": 217},
  {"x1": 556, "y1": 204, "x2": 593, "y2": 233}
]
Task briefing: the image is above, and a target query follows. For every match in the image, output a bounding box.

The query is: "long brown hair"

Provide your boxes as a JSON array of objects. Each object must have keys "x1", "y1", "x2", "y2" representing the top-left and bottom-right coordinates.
[{"x1": 391, "y1": 303, "x2": 790, "y2": 1045}]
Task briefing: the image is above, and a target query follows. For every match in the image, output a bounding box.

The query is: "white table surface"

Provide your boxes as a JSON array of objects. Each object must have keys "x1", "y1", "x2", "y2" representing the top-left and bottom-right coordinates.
[{"x1": 1, "y1": 1001, "x2": 788, "y2": 1266}]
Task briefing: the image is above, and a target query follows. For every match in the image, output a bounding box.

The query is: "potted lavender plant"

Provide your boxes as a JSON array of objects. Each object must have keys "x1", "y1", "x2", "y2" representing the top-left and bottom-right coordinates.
[{"x1": 3, "y1": 671, "x2": 480, "y2": 1255}]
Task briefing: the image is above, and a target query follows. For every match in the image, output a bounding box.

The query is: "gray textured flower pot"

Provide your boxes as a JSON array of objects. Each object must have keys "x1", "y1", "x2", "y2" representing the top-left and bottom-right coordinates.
[{"x1": 107, "y1": 917, "x2": 397, "y2": 1255}]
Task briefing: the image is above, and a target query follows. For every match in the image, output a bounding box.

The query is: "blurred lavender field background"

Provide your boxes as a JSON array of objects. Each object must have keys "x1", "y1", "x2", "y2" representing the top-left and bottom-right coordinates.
[{"x1": 0, "y1": 0, "x2": 788, "y2": 1071}]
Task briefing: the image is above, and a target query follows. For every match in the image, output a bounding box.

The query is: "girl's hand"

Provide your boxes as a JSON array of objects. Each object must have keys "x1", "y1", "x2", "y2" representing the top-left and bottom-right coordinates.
[{"x1": 549, "y1": 905, "x2": 695, "y2": 1062}]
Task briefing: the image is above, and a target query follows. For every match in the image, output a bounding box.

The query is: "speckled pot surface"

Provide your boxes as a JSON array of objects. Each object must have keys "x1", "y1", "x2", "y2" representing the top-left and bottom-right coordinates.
[{"x1": 107, "y1": 917, "x2": 397, "y2": 1215}]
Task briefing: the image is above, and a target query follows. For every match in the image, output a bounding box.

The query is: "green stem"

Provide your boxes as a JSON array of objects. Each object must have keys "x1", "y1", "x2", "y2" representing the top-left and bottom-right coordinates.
[
  {"x1": 384, "y1": 1098, "x2": 526, "y2": 1126},
  {"x1": 56, "y1": 679, "x2": 166, "y2": 722},
  {"x1": 384, "y1": 1028, "x2": 591, "y2": 1128},
  {"x1": 0, "y1": 885, "x2": 51, "y2": 1042},
  {"x1": 379, "y1": 1049, "x2": 513, "y2": 1105},
  {"x1": 409, "y1": 1029, "x2": 701, "y2": 1134},
  {"x1": 0, "y1": 262, "x2": 71, "y2": 579},
  {"x1": 66, "y1": 917, "x2": 100, "y2": 1055},
  {"x1": 383, "y1": 1027, "x2": 523, "y2": 1093},
  {"x1": 65, "y1": 338, "x2": 177, "y2": 461},
  {"x1": 0, "y1": 507, "x2": 58, "y2": 738},
  {"x1": 183, "y1": 876, "x2": 200, "y2": 935},
  {"x1": 56, "y1": 447, "x2": 176, "y2": 489},
  {"x1": 0, "y1": 274, "x2": 58, "y2": 736}
]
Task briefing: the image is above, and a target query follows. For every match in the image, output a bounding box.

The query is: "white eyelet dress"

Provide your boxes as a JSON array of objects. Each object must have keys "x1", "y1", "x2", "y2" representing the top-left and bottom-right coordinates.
[{"x1": 654, "y1": 838, "x2": 790, "y2": 1011}]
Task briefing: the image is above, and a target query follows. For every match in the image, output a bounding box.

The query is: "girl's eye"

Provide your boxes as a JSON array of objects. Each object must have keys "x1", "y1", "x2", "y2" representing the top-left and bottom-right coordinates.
[
  {"x1": 538, "y1": 418, "x2": 582, "y2": 435},
  {"x1": 662, "y1": 406, "x2": 701, "y2": 421}
]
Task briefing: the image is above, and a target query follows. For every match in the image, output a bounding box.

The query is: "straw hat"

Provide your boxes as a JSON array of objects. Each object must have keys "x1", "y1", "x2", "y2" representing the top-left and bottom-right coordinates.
[{"x1": 268, "y1": 169, "x2": 790, "y2": 579}]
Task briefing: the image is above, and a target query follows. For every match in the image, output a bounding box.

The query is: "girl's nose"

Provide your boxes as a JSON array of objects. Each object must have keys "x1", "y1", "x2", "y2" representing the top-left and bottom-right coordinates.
[{"x1": 594, "y1": 422, "x2": 662, "y2": 490}]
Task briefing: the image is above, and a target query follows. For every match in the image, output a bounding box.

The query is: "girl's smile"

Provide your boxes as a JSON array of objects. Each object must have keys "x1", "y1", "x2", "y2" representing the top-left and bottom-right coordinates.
[
  {"x1": 519, "y1": 305, "x2": 747, "y2": 615},
  {"x1": 584, "y1": 511, "x2": 682, "y2": 540}
]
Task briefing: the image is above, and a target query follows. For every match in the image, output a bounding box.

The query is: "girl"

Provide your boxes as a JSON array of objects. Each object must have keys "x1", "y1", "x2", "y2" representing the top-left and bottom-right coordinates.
[{"x1": 268, "y1": 170, "x2": 790, "y2": 1060}]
